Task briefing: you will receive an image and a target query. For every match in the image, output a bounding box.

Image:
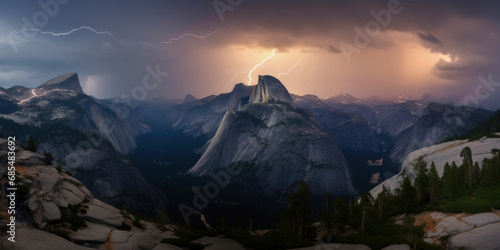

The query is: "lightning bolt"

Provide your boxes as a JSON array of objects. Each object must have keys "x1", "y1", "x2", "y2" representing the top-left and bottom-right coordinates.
[
  {"x1": 159, "y1": 26, "x2": 228, "y2": 46},
  {"x1": 277, "y1": 53, "x2": 311, "y2": 79},
  {"x1": 247, "y1": 49, "x2": 276, "y2": 85},
  {"x1": 221, "y1": 69, "x2": 250, "y2": 91},
  {"x1": 11, "y1": 26, "x2": 114, "y2": 37},
  {"x1": 308, "y1": 53, "x2": 322, "y2": 86}
]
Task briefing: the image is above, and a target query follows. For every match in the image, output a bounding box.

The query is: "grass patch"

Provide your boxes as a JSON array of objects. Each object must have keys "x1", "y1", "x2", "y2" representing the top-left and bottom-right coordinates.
[
  {"x1": 160, "y1": 238, "x2": 204, "y2": 250},
  {"x1": 225, "y1": 230, "x2": 313, "y2": 250}
]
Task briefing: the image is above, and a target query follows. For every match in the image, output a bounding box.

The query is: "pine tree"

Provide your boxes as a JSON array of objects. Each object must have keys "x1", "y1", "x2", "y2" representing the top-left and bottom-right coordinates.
[
  {"x1": 429, "y1": 162, "x2": 439, "y2": 206},
  {"x1": 473, "y1": 161, "x2": 480, "y2": 187},
  {"x1": 321, "y1": 193, "x2": 333, "y2": 234},
  {"x1": 442, "y1": 162, "x2": 450, "y2": 184},
  {"x1": 279, "y1": 180, "x2": 313, "y2": 237},
  {"x1": 414, "y1": 157, "x2": 429, "y2": 206},
  {"x1": 26, "y1": 136, "x2": 37, "y2": 152},
  {"x1": 401, "y1": 176, "x2": 415, "y2": 210},
  {"x1": 446, "y1": 162, "x2": 460, "y2": 200},
  {"x1": 460, "y1": 147, "x2": 473, "y2": 195}
]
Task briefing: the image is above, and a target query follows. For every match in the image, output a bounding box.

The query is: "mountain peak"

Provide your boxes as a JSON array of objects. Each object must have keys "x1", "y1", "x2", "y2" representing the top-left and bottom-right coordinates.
[
  {"x1": 248, "y1": 75, "x2": 295, "y2": 108},
  {"x1": 182, "y1": 94, "x2": 197, "y2": 103},
  {"x1": 37, "y1": 73, "x2": 83, "y2": 94}
]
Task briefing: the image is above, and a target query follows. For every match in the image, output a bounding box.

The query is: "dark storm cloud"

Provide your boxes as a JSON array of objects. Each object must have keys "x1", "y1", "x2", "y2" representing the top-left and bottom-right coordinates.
[
  {"x1": 417, "y1": 32, "x2": 442, "y2": 44},
  {"x1": 0, "y1": 0, "x2": 499, "y2": 109}
]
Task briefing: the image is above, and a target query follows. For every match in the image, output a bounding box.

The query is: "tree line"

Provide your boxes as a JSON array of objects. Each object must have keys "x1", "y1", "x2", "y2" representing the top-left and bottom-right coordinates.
[{"x1": 278, "y1": 146, "x2": 500, "y2": 239}]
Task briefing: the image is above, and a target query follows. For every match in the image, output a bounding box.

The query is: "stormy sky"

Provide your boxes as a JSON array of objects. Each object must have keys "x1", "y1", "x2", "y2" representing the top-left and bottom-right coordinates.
[{"x1": 0, "y1": 0, "x2": 499, "y2": 109}]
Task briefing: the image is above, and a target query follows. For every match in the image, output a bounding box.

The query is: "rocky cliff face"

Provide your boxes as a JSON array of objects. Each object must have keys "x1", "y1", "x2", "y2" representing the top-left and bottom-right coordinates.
[
  {"x1": 293, "y1": 94, "x2": 381, "y2": 152},
  {"x1": 167, "y1": 83, "x2": 254, "y2": 138},
  {"x1": 37, "y1": 73, "x2": 83, "y2": 94},
  {"x1": 388, "y1": 104, "x2": 493, "y2": 165},
  {"x1": 189, "y1": 77, "x2": 355, "y2": 197},
  {"x1": 0, "y1": 73, "x2": 166, "y2": 217}
]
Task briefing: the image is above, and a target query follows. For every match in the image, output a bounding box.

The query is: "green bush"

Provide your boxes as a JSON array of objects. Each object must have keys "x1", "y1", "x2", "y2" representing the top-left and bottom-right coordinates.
[
  {"x1": 439, "y1": 235, "x2": 451, "y2": 242},
  {"x1": 68, "y1": 203, "x2": 82, "y2": 214},
  {"x1": 66, "y1": 214, "x2": 87, "y2": 230},
  {"x1": 117, "y1": 222, "x2": 132, "y2": 231},
  {"x1": 160, "y1": 238, "x2": 204, "y2": 250}
]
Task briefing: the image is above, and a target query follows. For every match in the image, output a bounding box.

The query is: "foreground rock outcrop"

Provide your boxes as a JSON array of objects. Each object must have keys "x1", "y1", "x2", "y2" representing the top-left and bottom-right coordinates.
[
  {"x1": 0, "y1": 140, "x2": 179, "y2": 249},
  {"x1": 411, "y1": 211, "x2": 500, "y2": 249}
]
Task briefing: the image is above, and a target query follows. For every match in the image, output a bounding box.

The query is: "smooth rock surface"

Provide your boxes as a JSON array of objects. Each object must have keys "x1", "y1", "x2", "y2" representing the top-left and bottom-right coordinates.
[
  {"x1": 0, "y1": 226, "x2": 91, "y2": 250},
  {"x1": 461, "y1": 213, "x2": 500, "y2": 228},
  {"x1": 448, "y1": 222, "x2": 500, "y2": 250},
  {"x1": 80, "y1": 199, "x2": 124, "y2": 227}
]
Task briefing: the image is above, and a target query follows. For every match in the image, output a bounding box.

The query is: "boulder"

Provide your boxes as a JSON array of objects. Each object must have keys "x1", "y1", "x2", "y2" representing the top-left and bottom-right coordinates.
[
  {"x1": 41, "y1": 201, "x2": 61, "y2": 221},
  {"x1": 437, "y1": 216, "x2": 473, "y2": 236},
  {"x1": 448, "y1": 222, "x2": 500, "y2": 250},
  {"x1": 461, "y1": 213, "x2": 500, "y2": 228},
  {"x1": 80, "y1": 199, "x2": 124, "y2": 227},
  {"x1": 16, "y1": 150, "x2": 46, "y2": 166}
]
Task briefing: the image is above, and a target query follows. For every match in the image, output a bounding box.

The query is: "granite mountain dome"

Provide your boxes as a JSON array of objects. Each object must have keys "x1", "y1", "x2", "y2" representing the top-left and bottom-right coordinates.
[{"x1": 249, "y1": 75, "x2": 295, "y2": 108}]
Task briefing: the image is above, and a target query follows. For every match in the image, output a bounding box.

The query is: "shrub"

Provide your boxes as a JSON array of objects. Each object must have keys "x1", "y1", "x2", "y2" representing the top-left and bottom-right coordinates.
[
  {"x1": 117, "y1": 222, "x2": 131, "y2": 231},
  {"x1": 68, "y1": 204, "x2": 82, "y2": 214},
  {"x1": 66, "y1": 214, "x2": 87, "y2": 230}
]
